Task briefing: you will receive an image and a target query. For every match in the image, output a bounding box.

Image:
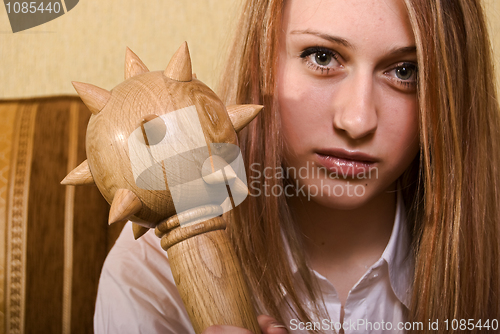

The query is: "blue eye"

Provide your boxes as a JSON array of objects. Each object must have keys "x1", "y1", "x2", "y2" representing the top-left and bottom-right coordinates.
[
  {"x1": 314, "y1": 52, "x2": 333, "y2": 66},
  {"x1": 386, "y1": 62, "x2": 418, "y2": 91},
  {"x1": 300, "y1": 47, "x2": 339, "y2": 72},
  {"x1": 395, "y1": 63, "x2": 417, "y2": 81}
]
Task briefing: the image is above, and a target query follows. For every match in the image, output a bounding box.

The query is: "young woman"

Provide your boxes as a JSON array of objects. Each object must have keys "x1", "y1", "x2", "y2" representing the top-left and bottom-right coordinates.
[{"x1": 95, "y1": 0, "x2": 500, "y2": 333}]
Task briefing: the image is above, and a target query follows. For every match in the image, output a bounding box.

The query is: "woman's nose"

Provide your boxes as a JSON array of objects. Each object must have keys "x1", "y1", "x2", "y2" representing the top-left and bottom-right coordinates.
[{"x1": 332, "y1": 70, "x2": 378, "y2": 140}]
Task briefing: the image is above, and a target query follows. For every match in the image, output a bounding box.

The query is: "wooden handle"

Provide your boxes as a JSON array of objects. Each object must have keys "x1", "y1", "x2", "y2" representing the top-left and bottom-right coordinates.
[
  {"x1": 164, "y1": 216, "x2": 260, "y2": 334},
  {"x1": 63, "y1": 44, "x2": 265, "y2": 333}
]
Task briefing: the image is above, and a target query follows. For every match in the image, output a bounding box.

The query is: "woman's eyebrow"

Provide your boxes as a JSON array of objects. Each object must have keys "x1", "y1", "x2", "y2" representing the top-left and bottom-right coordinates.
[
  {"x1": 290, "y1": 29, "x2": 354, "y2": 49},
  {"x1": 290, "y1": 29, "x2": 417, "y2": 57},
  {"x1": 387, "y1": 46, "x2": 417, "y2": 56}
]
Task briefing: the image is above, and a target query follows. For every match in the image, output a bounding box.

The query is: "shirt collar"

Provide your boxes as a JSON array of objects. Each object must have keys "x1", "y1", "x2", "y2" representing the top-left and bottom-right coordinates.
[
  {"x1": 381, "y1": 187, "x2": 414, "y2": 308},
  {"x1": 284, "y1": 187, "x2": 414, "y2": 309}
]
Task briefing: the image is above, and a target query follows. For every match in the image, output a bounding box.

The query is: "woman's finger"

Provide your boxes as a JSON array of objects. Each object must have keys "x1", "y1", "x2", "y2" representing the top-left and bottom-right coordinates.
[
  {"x1": 202, "y1": 324, "x2": 253, "y2": 334},
  {"x1": 257, "y1": 315, "x2": 289, "y2": 334}
]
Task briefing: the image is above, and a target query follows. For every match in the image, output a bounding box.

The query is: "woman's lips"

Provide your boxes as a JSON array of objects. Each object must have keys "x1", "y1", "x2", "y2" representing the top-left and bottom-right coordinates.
[{"x1": 315, "y1": 149, "x2": 378, "y2": 178}]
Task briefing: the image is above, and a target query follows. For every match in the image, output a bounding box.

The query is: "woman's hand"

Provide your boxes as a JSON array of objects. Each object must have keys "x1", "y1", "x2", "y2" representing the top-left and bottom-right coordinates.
[{"x1": 202, "y1": 315, "x2": 288, "y2": 334}]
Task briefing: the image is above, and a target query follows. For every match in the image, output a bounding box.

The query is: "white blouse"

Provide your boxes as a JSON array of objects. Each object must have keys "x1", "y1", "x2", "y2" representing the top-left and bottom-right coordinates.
[
  {"x1": 283, "y1": 189, "x2": 414, "y2": 334},
  {"x1": 94, "y1": 191, "x2": 413, "y2": 334}
]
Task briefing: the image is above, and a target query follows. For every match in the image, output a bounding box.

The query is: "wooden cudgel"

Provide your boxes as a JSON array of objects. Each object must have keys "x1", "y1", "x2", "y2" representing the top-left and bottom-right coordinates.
[{"x1": 63, "y1": 43, "x2": 263, "y2": 333}]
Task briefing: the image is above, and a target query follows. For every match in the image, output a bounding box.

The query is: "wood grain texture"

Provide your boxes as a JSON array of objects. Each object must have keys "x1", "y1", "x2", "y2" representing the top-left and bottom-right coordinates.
[
  {"x1": 167, "y1": 225, "x2": 260, "y2": 334},
  {"x1": 155, "y1": 204, "x2": 223, "y2": 238},
  {"x1": 71, "y1": 83, "x2": 111, "y2": 115},
  {"x1": 85, "y1": 71, "x2": 237, "y2": 224},
  {"x1": 108, "y1": 189, "x2": 142, "y2": 225},
  {"x1": 132, "y1": 223, "x2": 149, "y2": 240},
  {"x1": 226, "y1": 105, "x2": 264, "y2": 133},
  {"x1": 164, "y1": 42, "x2": 193, "y2": 82},
  {"x1": 71, "y1": 46, "x2": 263, "y2": 334},
  {"x1": 201, "y1": 155, "x2": 237, "y2": 184},
  {"x1": 60, "y1": 160, "x2": 94, "y2": 185},
  {"x1": 125, "y1": 48, "x2": 150, "y2": 80},
  {"x1": 160, "y1": 211, "x2": 226, "y2": 250}
]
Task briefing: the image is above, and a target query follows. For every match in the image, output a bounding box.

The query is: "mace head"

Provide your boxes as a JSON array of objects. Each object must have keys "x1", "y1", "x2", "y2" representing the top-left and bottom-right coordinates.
[{"x1": 62, "y1": 43, "x2": 263, "y2": 232}]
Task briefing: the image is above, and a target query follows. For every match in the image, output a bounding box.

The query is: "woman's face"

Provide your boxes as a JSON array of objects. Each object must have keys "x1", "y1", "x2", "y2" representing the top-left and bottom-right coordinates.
[{"x1": 278, "y1": 0, "x2": 419, "y2": 209}]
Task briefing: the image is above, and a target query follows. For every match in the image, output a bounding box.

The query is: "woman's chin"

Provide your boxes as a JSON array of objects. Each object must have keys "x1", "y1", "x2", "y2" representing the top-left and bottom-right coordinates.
[
  {"x1": 287, "y1": 178, "x2": 395, "y2": 211},
  {"x1": 308, "y1": 192, "x2": 375, "y2": 211}
]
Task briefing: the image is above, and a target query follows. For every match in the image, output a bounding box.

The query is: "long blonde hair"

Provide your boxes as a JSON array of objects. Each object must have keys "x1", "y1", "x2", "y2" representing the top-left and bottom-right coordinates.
[{"x1": 218, "y1": 0, "x2": 500, "y2": 332}]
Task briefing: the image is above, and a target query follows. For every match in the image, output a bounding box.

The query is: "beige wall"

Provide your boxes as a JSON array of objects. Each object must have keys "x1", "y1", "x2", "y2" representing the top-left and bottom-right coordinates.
[
  {"x1": 0, "y1": 0, "x2": 499, "y2": 99},
  {"x1": 484, "y1": 0, "x2": 500, "y2": 88},
  {"x1": 0, "y1": 0, "x2": 239, "y2": 98}
]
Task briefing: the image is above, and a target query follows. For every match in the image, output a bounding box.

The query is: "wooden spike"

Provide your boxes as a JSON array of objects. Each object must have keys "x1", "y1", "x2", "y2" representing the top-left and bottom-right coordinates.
[
  {"x1": 226, "y1": 105, "x2": 264, "y2": 132},
  {"x1": 109, "y1": 189, "x2": 142, "y2": 225},
  {"x1": 72, "y1": 81, "x2": 111, "y2": 115},
  {"x1": 61, "y1": 160, "x2": 94, "y2": 185},
  {"x1": 132, "y1": 223, "x2": 149, "y2": 240},
  {"x1": 125, "y1": 47, "x2": 150, "y2": 79},
  {"x1": 163, "y1": 42, "x2": 192, "y2": 82}
]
